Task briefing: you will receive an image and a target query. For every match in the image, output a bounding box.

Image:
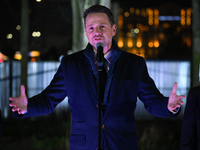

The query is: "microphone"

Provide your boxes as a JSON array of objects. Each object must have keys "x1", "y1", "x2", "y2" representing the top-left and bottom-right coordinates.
[{"x1": 95, "y1": 42, "x2": 104, "y2": 64}]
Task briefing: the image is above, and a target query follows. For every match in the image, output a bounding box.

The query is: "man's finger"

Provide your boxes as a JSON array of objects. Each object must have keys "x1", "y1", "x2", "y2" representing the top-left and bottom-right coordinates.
[
  {"x1": 9, "y1": 98, "x2": 13, "y2": 101},
  {"x1": 12, "y1": 107, "x2": 19, "y2": 112},
  {"x1": 9, "y1": 103, "x2": 16, "y2": 107},
  {"x1": 178, "y1": 95, "x2": 185, "y2": 99},
  {"x1": 179, "y1": 100, "x2": 184, "y2": 105},
  {"x1": 21, "y1": 85, "x2": 26, "y2": 96},
  {"x1": 18, "y1": 110, "x2": 22, "y2": 114},
  {"x1": 172, "y1": 82, "x2": 178, "y2": 94}
]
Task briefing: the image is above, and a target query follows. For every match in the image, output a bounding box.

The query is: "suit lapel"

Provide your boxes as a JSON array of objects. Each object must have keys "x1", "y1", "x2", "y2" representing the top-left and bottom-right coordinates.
[
  {"x1": 80, "y1": 51, "x2": 98, "y2": 101},
  {"x1": 102, "y1": 52, "x2": 125, "y2": 117}
]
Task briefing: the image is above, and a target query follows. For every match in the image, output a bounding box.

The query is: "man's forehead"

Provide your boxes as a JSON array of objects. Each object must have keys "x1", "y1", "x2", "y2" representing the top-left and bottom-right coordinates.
[
  {"x1": 85, "y1": 13, "x2": 109, "y2": 25},
  {"x1": 86, "y1": 12, "x2": 108, "y2": 20}
]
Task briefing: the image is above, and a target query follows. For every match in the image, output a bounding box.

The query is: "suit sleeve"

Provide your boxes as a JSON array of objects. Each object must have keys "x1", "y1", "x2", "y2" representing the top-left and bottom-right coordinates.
[
  {"x1": 0, "y1": 110, "x2": 2, "y2": 135},
  {"x1": 181, "y1": 88, "x2": 197, "y2": 150},
  {"x1": 14, "y1": 58, "x2": 68, "y2": 118},
  {"x1": 137, "y1": 57, "x2": 179, "y2": 118}
]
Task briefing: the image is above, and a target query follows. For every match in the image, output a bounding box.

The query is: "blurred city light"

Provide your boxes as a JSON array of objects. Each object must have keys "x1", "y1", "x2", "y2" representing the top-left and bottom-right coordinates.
[
  {"x1": 14, "y1": 51, "x2": 22, "y2": 60},
  {"x1": 6, "y1": 33, "x2": 13, "y2": 39},
  {"x1": 29, "y1": 50, "x2": 40, "y2": 57},
  {"x1": 134, "y1": 28, "x2": 139, "y2": 34},
  {"x1": 118, "y1": 37, "x2": 123, "y2": 48},
  {"x1": 0, "y1": 52, "x2": 3, "y2": 63},
  {"x1": 124, "y1": 12, "x2": 129, "y2": 17},
  {"x1": 16, "y1": 25, "x2": 21, "y2": 30},
  {"x1": 32, "y1": 31, "x2": 41, "y2": 37}
]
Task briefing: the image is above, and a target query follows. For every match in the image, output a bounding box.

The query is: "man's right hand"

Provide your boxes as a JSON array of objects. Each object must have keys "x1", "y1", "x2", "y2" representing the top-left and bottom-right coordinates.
[{"x1": 9, "y1": 85, "x2": 28, "y2": 114}]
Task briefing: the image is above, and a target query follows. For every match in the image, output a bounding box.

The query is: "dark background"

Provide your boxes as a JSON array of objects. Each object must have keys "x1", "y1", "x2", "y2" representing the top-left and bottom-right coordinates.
[
  {"x1": 0, "y1": 0, "x2": 192, "y2": 149},
  {"x1": 0, "y1": 0, "x2": 192, "y2": 60}
]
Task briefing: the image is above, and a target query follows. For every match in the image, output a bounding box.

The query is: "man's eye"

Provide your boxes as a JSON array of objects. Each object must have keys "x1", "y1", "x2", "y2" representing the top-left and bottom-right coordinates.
[{"x1": 89, "y1": 27, "x2": 94, "y2": 30}]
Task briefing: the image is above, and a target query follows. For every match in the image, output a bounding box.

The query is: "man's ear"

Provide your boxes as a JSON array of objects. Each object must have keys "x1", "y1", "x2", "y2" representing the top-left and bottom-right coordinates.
[{"x1": 112, "y1": 24, "x2": 117, "y2": 36}]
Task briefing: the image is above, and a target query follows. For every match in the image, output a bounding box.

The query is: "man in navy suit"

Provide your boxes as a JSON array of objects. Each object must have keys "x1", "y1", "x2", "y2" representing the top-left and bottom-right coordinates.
[
  {"x1": 0, "y1": 110, "x2": 2, "y2": 135},
  {"x1": 9, "y1": 5, "x2": 185, "y2": 150},
  {"x1": 181, "y1": 83, "x2": 200, "y2": 150}
]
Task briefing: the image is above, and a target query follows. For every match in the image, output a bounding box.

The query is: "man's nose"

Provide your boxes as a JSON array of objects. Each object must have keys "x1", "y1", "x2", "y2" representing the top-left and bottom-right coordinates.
[{"x1": 95, "y1": 27, "x2": 102, "y2": 34}]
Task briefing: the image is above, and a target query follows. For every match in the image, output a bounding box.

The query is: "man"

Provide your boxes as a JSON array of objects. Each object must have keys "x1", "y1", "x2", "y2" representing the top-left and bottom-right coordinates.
[
  {"x1": 181, "y1": 83, "x2": 200, "y2": 150},
  {"x1": 9, "y1": 5, "x2": 185, "y2": 150},
  {"x1": 0, "y1": 110, "x2": 2, "y2": 135}
]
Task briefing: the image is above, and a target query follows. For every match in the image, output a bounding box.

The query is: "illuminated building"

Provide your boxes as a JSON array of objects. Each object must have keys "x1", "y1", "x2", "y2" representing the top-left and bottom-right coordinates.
[{"x1": 117, "y1": 2, "x2": 192, "y2": 59}]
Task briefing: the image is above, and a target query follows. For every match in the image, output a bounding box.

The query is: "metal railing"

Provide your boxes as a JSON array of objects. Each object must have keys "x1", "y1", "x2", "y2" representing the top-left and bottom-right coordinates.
[{"x1": 0, "y1": 60, "x2": 191, "y2": 119}]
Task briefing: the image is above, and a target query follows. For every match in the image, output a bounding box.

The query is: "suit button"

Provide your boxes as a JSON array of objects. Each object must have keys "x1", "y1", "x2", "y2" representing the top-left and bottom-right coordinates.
[
  {"x1": 96, "y1": 104, "x2": 104, "y2": 108},
  {"x1": 101, "y1": 124, "x2": 106, "y2": 129}
]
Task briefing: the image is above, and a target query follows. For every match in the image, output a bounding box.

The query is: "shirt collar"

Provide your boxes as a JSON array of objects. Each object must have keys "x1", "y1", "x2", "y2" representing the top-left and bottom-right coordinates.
[{"x1": 93, "y1": 49, "x2": 112, "y2": 64}]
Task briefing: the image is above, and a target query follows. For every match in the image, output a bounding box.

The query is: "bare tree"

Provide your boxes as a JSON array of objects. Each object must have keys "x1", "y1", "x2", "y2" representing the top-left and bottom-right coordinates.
[
  {"x1": 20, "y1": 0, "x2": 29, "y2": 95},
  {"x1": 192, "y1": 0, "x2": 200, "y2": 86}
]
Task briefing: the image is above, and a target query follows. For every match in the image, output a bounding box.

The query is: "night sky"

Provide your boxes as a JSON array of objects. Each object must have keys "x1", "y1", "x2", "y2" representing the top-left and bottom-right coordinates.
[
  {"x1": 0, "y1": 0, "x2": 192, "y2": 59},
  {"x1": 113, "y1": 0, "x2": 192, "y2": 8}
]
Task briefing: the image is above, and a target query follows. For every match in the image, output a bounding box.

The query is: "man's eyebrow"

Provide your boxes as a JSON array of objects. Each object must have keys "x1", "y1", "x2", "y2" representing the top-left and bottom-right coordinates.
[{"x1": 86, "y1": 23, "x2": 107, "y2": 27}]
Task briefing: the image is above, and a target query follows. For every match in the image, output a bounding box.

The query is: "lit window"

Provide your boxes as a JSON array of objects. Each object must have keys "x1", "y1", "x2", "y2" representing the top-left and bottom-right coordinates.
[
  {"x1": 154, "y1": 40, "x2": 159, "y2": 48},
  {"x1": 118, "y1": 15, "x2": 123, "y2": 20},
  {"x1": 148, "y1": 9, "x2": 153, "y2": 15},
  {"x1": 154, "y1": 19, "x2": 159, "y2": 25},
  {"x1": 14, "y1": 51, "x2": 22, "y2": 60},
  {"x1": 186, "y1": 17, "x2": 191, "y2": 25},
  {"x1": 148, "y1": 18, "x2": 153, "y2": 25},
  {"x1": 118, "y1": 20, "x2": 123, "y2": 26},
  {"x1": 136, "y1": 38, "x2": 142, "y2": 48},
  {"x1": 181, "y1": 9, "x2": 186, "y2": 25},
  {"x1": 118, "y1": 15, "x2": 123, "y2": 27},
  {"x1": 148, "y1": 42, "x2": 153, "y2": 48},
  {"x1": 29, "y1": 51, "x2": 40, "y2": 57},
  {"x1": 130, "y1": 7, "x2": 134, "y2": 13},
  {"x1": 127, "y1": 38, "x2": 133, "y2": 48},
  {"x1": 139, "y1": 48, "x2": 145, "y2": 58},
  {"x1": 135, "y1": 9, "x2": 140, "y2": 15},
  {"x1": 154, "y1": 9, "x2": 159, "y2": 16},
  {"x1": 126, "y1": 32, "x2": 131, "y2": 37},
  {"x1": 186, "y1": 8, "x2": 191, "y2": 25},
  {"x1": 141, "y1": 9, "x2": 147, "y2": 17},
  {"x1": 118, "y1": 38, "x2": 123, "y2": 48},
  {"x1": 133, "y1": 48, "x2": 138, "y2": 54},
  {"x1": 181, "y1": 9, "x2": 186, "y2": 15},
  {"x1": 181, "y1": 16, "x2": 186, "y2": 25},
  {"x1": 124, "y1": 12, "x2": 129, "y2": 17}
]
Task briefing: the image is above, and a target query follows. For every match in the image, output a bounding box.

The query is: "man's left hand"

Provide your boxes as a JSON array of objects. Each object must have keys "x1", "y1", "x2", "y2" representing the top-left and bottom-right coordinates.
[{"x1": 168, "y1": 82, "x2": 185, "y2": 112}]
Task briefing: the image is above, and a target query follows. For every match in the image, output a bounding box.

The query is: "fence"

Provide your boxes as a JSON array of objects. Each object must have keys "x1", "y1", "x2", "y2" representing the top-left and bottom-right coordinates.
[{"x1": 0, "y1": 60, "x2": 191, "y2": 119}]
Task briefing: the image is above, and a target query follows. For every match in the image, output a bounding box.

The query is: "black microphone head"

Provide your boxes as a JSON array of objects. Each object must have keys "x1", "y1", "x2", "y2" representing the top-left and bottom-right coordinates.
[
  {"x1": 95, "y1": 42, "x2": 105, "y2": 50},
  {"x1": 96, "y1": 42, "x2": 104, "y2": 63}
]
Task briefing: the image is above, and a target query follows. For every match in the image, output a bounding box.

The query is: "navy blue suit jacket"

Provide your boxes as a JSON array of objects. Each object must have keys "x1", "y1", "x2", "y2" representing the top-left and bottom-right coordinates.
[
  {"x1": 0, "y1": 110, "x2": 2, "y2": 135},
  {"x1": 15, "y1": 40, "x2": 178, "y2": 150},
  {"x1": 181, "y1": 86, "x2": 200, "y2": 150}
]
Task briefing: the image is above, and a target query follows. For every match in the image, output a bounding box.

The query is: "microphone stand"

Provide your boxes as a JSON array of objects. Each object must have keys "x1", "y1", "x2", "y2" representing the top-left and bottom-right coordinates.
[{"x1": 97, "y1": 46, "x2": 104, "y2": 150}]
